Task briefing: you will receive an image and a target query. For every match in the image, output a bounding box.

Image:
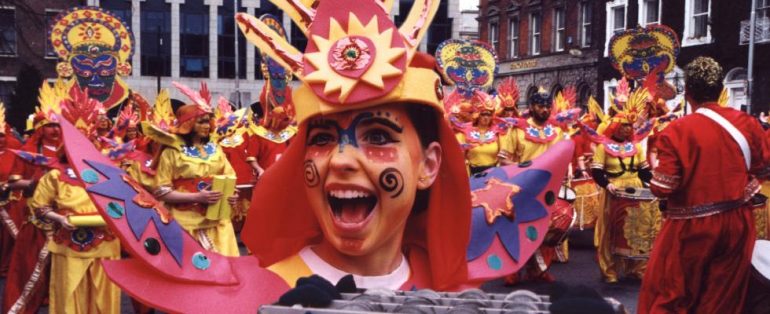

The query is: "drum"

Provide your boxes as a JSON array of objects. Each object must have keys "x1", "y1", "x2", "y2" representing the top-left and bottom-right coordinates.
[
  {"x1": 558, "y1": 185, "x2": 577, "y2": 203},
  {"x1": 610, "y1": 187, "x2": 661, "y2": 258},
  {"x1": 570, "y1": 178, "x2": 601, "y2": 229},
  {"x1": 543, "y1": 199, "x2": 576, "y2": 246}
]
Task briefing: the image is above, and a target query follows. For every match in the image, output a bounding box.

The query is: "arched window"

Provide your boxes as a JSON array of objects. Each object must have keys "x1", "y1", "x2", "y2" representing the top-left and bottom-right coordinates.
[
  {"x1": 724, "y1": 68, "x2": 748, "y2": 111},
  {"x1": 577, "y1": 83, "x2": 592, "y2": 114}
]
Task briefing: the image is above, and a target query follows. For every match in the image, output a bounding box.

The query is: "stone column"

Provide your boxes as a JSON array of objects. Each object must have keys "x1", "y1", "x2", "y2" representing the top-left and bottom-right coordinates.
[
  {"x1": 166, "y1": 0, "x2": 185, "y2": 78},
  {"x1": 131, "y1": 0, "x2": 144, "y2": 78},
  {"x1": 242, "y1": 0, "x2": 261, "y2": 81},
  {"x1": 205, "y1": 0, "x2": 222, "y2": 80}
]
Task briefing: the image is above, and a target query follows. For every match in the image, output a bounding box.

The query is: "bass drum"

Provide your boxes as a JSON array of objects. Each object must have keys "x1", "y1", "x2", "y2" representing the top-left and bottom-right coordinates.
[
  {"x1": 571, "y1": 178, "x2": 601, "y2": 229},
  {"x1": 558, "y1": 185, "x2": 577, "y2": 203},
  {"x1": 543, "y1": 199, "x2": 576, "y2": 246}
]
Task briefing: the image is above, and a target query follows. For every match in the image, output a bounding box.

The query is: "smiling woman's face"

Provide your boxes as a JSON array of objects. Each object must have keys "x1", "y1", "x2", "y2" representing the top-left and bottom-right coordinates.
[{"x1": 302, "y1": 103, "x2": 428, "y2": 257}]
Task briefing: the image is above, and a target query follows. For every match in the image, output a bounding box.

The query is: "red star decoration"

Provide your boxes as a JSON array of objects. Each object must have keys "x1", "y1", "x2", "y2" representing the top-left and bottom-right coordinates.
[
  {"x1": 121, "y1": 174, "x2": 172, "y2": 224},
  {"x1": 471, "y1": 177, "x2": 521, "y2": 224}
]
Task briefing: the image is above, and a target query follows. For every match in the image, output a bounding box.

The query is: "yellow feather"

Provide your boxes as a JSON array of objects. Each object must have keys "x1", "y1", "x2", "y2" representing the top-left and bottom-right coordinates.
[{"x1": 718, "y1": 88, "x2": 729, "y2": 107}]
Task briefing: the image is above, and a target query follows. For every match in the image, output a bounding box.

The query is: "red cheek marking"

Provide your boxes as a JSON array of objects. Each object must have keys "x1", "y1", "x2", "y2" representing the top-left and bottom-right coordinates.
[
  {"x1": 365, "y1": 146, "x2": 398, "y2": 163},
  {"x1": 306, "y1": 145, "x2": 333, "y2": 158}
]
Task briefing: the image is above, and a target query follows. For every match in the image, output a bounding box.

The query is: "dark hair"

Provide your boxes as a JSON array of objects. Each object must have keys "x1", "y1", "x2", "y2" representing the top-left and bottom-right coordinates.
[
  {"x1": 405, "y1": 104, "x2": 439, "y2": 149},
  {"x1": 529, "y1": 91, "x2": 551, "y2": 107},
  {"x1": 180, "y1": 132, "x2": 210, "y2": 147},
  {"x1": 684, "y1": 56, "x2": 724, "y2": 104}
]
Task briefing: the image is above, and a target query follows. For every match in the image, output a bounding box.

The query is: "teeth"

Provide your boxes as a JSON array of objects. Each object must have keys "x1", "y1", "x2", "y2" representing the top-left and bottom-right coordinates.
[{"x1": 329, "y1": 190, "x2": 371, "y2": 199}]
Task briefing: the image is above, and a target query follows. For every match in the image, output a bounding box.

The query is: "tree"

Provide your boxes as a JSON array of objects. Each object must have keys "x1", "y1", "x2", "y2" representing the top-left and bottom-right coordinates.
[{"x1": 8, "y1": 64, "x2": 42, "y2": 133}]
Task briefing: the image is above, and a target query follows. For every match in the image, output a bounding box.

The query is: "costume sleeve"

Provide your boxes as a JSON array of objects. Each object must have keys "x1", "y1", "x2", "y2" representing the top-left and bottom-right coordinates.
[
  {"x1": 649, "y1": 129, "x2": 682, "y2": 197},
  {"x1": 244, "y1": 134, "x2": 258, "y2": 163},
  {"x1": 592, "y1": 168, "x2": 610, "y2": 188},
  {"x1": 591, "y1": 144, "x2": 606, "y2": 169},
  {"x1": 152, "y1": 148, "x2": 176, "y2": 197},
  {"x1": 28, "y1": 170, "x2": 60, "y2": 229}
]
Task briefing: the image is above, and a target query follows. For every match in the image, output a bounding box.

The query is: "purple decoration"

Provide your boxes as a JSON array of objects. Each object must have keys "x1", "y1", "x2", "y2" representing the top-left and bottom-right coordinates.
[
  {"x1": 467, "y1": 168, "x2": 551, "y2": 262},
  {"x1": 84, "y1": 159, "x2": 185, "y2": 267}
]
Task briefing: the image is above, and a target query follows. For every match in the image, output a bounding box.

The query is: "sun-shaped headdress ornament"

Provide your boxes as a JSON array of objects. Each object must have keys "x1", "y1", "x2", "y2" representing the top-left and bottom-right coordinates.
[
  {"x1": 34, "y1": 80, "x2": 69, "y2": 129},
  {"x1": 61, "y1": 86, "x2": 106, "y2": 136},
  {"x1": 48, "y1": 7, "x2": 134, "y2": 110},
  {"x1": 150, "y1": 89, "x2": 175, "y2": 132},
  {"x1": 236, "y1": 0, "x2": 442, "y2": 123}
]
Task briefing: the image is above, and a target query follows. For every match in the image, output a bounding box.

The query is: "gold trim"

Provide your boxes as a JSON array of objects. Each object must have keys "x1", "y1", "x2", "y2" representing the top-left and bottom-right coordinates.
[
  {"x1": 0, "y1": 208, "x2": 18, "y2": 238},
  {"x1": 8, "y1": 238, "x2": 50, "y2": 314}
]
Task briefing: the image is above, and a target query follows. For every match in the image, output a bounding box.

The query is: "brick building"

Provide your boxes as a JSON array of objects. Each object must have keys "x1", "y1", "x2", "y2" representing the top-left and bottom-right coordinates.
[
  {"x1": 478, "y1": 0, "x2": 606, "y2": 110},
  {"x1": 599, "y1": 0, "x2": 770, "y2": 114}
]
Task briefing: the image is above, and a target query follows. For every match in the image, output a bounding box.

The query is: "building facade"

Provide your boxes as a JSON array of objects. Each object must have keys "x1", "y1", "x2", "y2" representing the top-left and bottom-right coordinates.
[
  {"x1": 478, "y1": 0, "x2": 606, "y2": 110},
  {"x1": 599, "y1": 0, "x2": 770, "y2": 114},
  {"x1": 0, "y1": 0, "x2": 465, "y2": 112}
]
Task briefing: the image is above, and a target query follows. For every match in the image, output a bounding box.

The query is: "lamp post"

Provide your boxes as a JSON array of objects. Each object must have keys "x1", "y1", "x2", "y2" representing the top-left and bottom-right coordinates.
[{"x1": 234, "y1": 0, "x2": 241, "y2": 108}]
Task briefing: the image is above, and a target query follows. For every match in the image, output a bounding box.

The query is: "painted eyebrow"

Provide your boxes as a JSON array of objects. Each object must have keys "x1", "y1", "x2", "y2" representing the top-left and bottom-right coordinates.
[
  {"x1": 306, "y1": 119, "x2": 340, "y2": 136},
  {"x1": 359, "y1": 117, "x2": 404, "y2": 133}
]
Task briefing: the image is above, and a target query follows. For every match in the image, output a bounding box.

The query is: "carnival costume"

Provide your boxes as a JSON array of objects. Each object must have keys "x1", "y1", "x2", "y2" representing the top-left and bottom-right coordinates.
[
  {"x1": 28, "y1": 87, "x2": 121, "y2": 313},
  {"x1": 569, "y1": 96, "x2": 604, "y2": 230},
  {"x1": 0, "y1": 103, "x2": 22, "y2": 276},
  {"x1": 49, "y1": 1, "x2": 573, "y2": 312},
  {"x1": 144, "y1": 82, "x2": 239, "y2": 256},
  {"x1": 1, "y1": 82, "x2": 66, "y2": 314},
  {"x1": 586, "y1": 83, "x2": 659, "y2": 282},
  {"x1": 638, "y1": 57, "x2": 770, "y2": 314}
]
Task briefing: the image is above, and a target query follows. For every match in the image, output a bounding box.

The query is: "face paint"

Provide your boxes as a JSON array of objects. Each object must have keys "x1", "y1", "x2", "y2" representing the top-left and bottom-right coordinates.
[
  {"x1": 303, "y1": 160, "x2": 320, "y2": 187},
  {"x1": 302, "y1": 104, "x2": 432, "y2": 265},
  {"x1": 71, "y1": 51, "x2": 117, "y2": 102},
  {"x1": 378, "y1": 167, "x2": 404, "y2": 198}
]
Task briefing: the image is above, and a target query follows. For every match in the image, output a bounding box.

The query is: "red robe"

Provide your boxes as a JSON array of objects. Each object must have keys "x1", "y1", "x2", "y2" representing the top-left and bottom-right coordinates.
[
  {"x1": 639, "y1": 104, "x2": 770, "y2": 314},
  {"x1": 0, "y1": 149, "x2": 18, "y2": 276},
  {"x1": 1, "y1": 141, "x2": 58, "y2": 314}
]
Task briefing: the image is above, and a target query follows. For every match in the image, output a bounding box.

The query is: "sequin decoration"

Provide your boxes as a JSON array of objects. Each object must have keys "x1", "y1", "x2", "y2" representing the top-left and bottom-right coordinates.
[
  {"x1": 107, "y1": 201, "x2": 125, "y2": 219},
  {"x1": 526, "y1": 226, "x2": 538, "y2": 241},
  {"x1": 329, "y1": 36, "x2": 375, "y2": 78},
  {"x1": 486, "y1": 254, "x2": 502, "y2": 270},
  {"x1": 144, "y1": 237, "x2": 161, "y2": 255},
  {"x1": 192, "y1": 252, "x2": 211, "y2": 270},
  {"x1": 81, "y1": 169, "x2": 100, "y2": 183}
]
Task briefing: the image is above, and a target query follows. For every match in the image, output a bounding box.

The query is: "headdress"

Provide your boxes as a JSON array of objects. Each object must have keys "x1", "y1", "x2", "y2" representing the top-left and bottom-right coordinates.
[
  {"x1": 552, "y1": 86, "x2": 576, "y2": 113},
  {"x1": 213, "y1": 96, "x2": 248, "y2": 141},
  {"x1": 529, "y1": 86, "x2": 551, "y2": 106},
  {"x1": 257, "y1": 14, "x2": 297, "y2": 134},
  {"x1": 237, "y1": 0, "x2": 471, "y2": 290},
  {"x1": 60, "y1": 86, "x2": 105, "y2": 136},
  {"x1": 34, "y1": 80, "x2": 68, "y2": 129},
  {"x1": 718, "y1": 88, "x2": 729, "y2": 107},
  {"x1": 48, "y1": 7, "x2": 134, "y2": 109},
  {"x1": 435, "y1": 39, "x2": 497, "y2": 96},
  {"x1": 496, "y1": 77, "x2": 520, "y2": 112},
  {"x1": 171, "y1": 81, "x2": 213, "y2": 135},
  {"x1": 150, "y1": 89, "x2": 175, "y2": 132},
  {"x1": 609, "y1": 25, "x2": 680, "y2": 81},
  {"x1": 472, "y1": 89, "x2": 497, "y2": 113}
]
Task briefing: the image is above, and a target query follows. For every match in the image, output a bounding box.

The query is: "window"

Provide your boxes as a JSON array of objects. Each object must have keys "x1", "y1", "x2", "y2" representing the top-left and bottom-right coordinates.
[
  {"x1": 758, "y1": 0, "x2": 770, "y2": 19},
  {"x1": 489, "y1": 22, "x2": 499, "y2": 54},
  {"x1": 553, "y1": 8, "x2": 565, "y2": 52},
  {"x1": 180, "y1": 1, "x2": 209, "y2": 78},
  {"x1": 508, "y1": 16, "x2": 519, "y2": 58},
  {"x1": 683, "y1": 0, "x2": 712, "y2": 46},
  {"x1": 218, "y1": 0, "x2": 247, "y2": 79},
  {"x1": 0, "y1": 8, "x2": 16, "y2": 56},
  {"x1": 0, "y1": 80, "x2": 13, "y2": 106},
  {"x1": 529, "y1": 12, "x2": 541, "y2": 55},
  {"x1": 140, "y1": 0, "x2": 171, "y2": 76},
  {"x1": 102, "y1": 0, "x2": 131, "y2": 26},
  {"x1": 45, "y1": 10, "x2": 62, "y2": 58},
  {"x1": 639, "y1": 0, "x2": 661, "y2": 26},
  {"x1": 604, "y1": 1, "x2": 627, "y2": 56},
  {"x1": 579, "y1": 2, "x2": 592, "y2": 47}
]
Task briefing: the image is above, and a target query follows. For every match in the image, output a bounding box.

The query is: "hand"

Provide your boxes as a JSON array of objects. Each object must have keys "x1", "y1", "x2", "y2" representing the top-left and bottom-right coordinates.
[
  {"x1": 47, "y1": 212, "x2": 76, "y2": 230},
  {"x1": 253, "y1": 167, "x2": 264, "y2": 179},
  {"x1": 227, "y1": 190, "x2": 239, "y2": 208},
  {"x1": 606, "y1": 183, "x2": 618, "y2": 195},
  {"x1": 196, "y1": 190, "x2": 223, "y2": 205}
]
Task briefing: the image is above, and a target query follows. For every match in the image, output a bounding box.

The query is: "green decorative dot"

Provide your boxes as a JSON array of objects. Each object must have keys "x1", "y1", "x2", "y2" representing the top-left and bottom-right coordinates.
[
  {"x1": 486, "y1": 254, "x2": 502, "y2": 270},
  {"x1": 192, "y1": 252, "x2": 211, "y2": 270},
  {"x1": 81, "y1": 169, "x2": 99, "y2": 184},
  {"x1": 526, "y1": 226, "x2": 538, "y2": 241},
  {"x1": 107, "y1": 202, "x2": 124, "y2": 219}
]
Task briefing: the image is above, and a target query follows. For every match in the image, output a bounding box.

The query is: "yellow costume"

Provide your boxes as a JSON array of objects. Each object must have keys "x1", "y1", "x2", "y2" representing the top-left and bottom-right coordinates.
[
  {"x1": 29, "y1": 169, "x2": 120, "y2": 314},
  {"x1": 499, "y1": 118, "x2": 564, "y2": 163},
  {"x1": 456, "y1": 132, "x2": 500, "y2": 172},
  {"x1": 592, "y1": 142, "x2": 661, "y2": 282},
  {"x1": 153, "y1": 144, "x2": 239, "y2": 256}
]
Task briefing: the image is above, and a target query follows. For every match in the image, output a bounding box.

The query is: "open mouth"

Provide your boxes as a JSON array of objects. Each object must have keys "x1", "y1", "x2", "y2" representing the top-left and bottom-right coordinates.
[{"x1": 327, "y1": 188, "x2": 377, "y2": 231}]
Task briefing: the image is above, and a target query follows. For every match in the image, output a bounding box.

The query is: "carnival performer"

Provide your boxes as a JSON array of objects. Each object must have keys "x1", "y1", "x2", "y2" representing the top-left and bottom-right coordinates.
[
  {"x1": 498, "y1": 89, "x2": 565, "y2": 166},
  {"x1": 569, "y1": 99, "x2": 602, "y2": 230},
  {"x1": 496, "y1": 77, "x2": 520, "y2": 119},
  {"x1": 1, "y1": 82, "x2": 66, "y2": 314},
  {"x1": 146, "y1": 82, "x2": 239, "y2": 256},
  {"x1": 638, "y1": 57, "x2": 770, "y2": 314},
  {"x1": 28, "y1": 88, "x2": 121, "y2": 314},
  {"x1": 589, "y1": 86, "x2": 658, "y2": 283},
  {"x1": 0, "y1": 103, "x2": 22, "y2": 277},
  {"x1": 455, "y1": 91, "x2": 503, "y2": 175}
]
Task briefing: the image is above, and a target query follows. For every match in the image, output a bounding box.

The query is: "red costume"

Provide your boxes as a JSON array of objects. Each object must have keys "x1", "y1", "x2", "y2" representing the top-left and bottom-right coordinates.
[
  {"x1": 0, "y1": 136, "x2": 21, "y2": 276},
  {"x1": 639, "y1": 103, "x2": 770, "y2": 313}
]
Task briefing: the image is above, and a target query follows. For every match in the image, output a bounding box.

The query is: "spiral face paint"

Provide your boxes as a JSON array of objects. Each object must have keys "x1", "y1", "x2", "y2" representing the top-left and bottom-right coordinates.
[{"x1": 302, "y1": 104, "x2": 427, "y2": 260}]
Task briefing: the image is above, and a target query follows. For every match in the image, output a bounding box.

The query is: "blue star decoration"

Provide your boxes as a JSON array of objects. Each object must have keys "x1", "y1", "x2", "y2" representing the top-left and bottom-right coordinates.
[
  {"x1": 466, "y1": 167, "x2": 551, "y2": 262},
  {"x1": 83, "y1": 159, "x2": 185, "y2": 267}
]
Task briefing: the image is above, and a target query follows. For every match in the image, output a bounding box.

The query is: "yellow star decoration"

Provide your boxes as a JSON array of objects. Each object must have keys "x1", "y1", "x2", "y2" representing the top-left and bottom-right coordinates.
[
  {"x1": 304, "y1": 13, "x2": 406, "y2": 102},
  {"x1": 471, "y1": 177, "x2": 522, "y2": 225}
]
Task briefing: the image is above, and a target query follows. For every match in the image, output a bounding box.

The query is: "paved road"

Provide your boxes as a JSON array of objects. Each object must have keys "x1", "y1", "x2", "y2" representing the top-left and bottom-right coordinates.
[{"x1": 1, "y1": 230, "x2": 640, "y2": 313}]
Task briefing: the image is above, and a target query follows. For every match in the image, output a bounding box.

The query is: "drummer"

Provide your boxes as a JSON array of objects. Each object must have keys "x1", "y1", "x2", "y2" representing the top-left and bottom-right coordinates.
[{"x1": 590, "y1": 87, "x2": 658, "y2": 283}]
